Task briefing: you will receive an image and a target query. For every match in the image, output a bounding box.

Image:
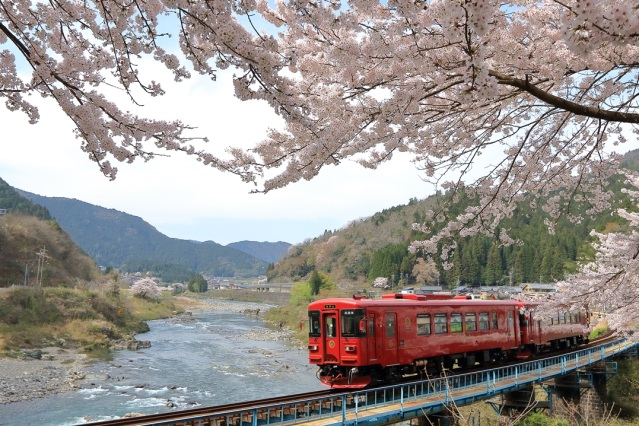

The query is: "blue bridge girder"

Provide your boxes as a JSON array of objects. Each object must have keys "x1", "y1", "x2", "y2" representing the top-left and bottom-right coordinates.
[{"x1": 130, "y1": 339, "x2": 638, "y2": 426}]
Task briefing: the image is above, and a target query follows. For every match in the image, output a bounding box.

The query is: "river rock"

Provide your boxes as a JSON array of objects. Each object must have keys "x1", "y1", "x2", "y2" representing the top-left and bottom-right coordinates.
[{"x1": 111, "y1": 339, "x2": 152, "y2": 350}]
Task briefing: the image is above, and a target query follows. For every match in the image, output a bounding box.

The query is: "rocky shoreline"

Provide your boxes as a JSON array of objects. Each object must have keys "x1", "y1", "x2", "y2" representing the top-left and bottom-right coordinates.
[
  {"x1": 0, "y1": 347, "x2": 91, "y2": 404},
  {"x1": 0, "y1": 299, "x2": 290, "y2": 406}
]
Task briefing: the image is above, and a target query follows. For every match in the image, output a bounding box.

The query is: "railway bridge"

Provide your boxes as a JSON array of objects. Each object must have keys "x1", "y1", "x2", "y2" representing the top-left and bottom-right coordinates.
[{"x1": 88, "y1": 338, "x2": 638, "y2": 426}]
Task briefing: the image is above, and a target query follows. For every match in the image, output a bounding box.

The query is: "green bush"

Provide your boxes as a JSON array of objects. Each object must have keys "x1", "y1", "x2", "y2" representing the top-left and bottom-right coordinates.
[
  {"x1": 0, "y1": 288, "x2": 63, "y2": 325},
  {"x1": 519, "y1": 412, "x2": 569, "y2": 426},
  {"x1": 589, "y1": 326, "x2": 609, "y2": 339},
  {"x1": 607, "y1": 359, "x2": 639, "y2": 417}
]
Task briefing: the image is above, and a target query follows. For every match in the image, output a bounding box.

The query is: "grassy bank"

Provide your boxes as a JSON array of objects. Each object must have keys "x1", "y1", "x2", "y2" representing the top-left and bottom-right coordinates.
[{"x1": 0, "y1": 287, "x2": 181, "y2": 355}]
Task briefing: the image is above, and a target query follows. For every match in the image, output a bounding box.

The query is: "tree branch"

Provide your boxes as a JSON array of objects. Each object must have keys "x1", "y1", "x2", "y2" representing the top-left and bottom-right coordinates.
[
  {"x1": 0, "y1": 21, "x2": 30, "y2": 58},
  {"x1": 490, "y1": 70, "x2": 639, "y2": 124}
]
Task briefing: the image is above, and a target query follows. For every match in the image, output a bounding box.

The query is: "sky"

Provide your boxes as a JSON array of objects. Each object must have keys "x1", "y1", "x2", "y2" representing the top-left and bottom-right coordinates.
[{"x1": 0, "y1": 66, "x2": 435, "y2": 246}]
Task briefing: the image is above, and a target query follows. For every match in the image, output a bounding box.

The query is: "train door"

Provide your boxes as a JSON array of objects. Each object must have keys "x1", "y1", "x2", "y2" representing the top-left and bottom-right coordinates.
[
  {"x1": 384, "y1": 313, "x2": 399, "y2": 364},
  {"x1": 323, "y1": 313, "x2": 340, "y2": 362},
  {"x1": 367, "y1": 314, "x2": 377, "y2": 361}
]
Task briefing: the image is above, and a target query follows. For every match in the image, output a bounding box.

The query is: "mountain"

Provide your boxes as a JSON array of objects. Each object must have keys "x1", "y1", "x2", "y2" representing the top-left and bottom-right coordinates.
[
  {"x1": 227, "y1": 241, "x2": 291, "y2": 263},
  {"x1": 14, "y1": 190, "x2": 269, "y2": 278},
  {"x1": 268, "y1": 151, "x2": 639, "y2": 287},
  {"x1": 0, "y1": 177, "x2": 51, "y2": 220},
  {"x1": 0, "y1": 179, "x2": 100, "y2": 286}
]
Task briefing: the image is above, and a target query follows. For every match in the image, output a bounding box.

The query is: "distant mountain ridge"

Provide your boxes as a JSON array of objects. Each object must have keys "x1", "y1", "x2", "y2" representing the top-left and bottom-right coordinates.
[
  {"x1": 227, "y1": 241, "x2": 291, "y2": 264},
  {"x1": 13, "y1": 189, "x2": 288, "y2": 278}
]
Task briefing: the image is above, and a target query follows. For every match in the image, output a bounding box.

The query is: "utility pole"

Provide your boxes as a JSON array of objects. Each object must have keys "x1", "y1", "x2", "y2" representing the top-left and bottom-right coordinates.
[{"x1": 36, "y1": 246, "x2": 48, "y2": 288}]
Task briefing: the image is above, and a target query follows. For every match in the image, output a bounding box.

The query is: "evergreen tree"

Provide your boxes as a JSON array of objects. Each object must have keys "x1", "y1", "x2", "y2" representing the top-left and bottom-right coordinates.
[
  {"x1": 309, "y1": 270, "x2": 322, "y2": 296},
  {"x1": 484, "y1": 243, "x2": 502, "y2": 285},
  {"x1": 187, "y1": 274, "x2": 208, "y2": 292}
]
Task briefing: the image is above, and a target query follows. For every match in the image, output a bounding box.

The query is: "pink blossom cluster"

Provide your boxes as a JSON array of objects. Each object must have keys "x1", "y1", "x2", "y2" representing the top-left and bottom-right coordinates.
[
  {"x1": 372, "y1": 277, "x2": 389, "y2": 289},
  {"x1": 535, "y1": 171, "x2": 639, "y2": 341},
  {"x1": 2, "y1": 1, "x2": 636, "y2": 186},
  {"x1": 131, "y1": 278, "x2": 161, "y2": 299}
]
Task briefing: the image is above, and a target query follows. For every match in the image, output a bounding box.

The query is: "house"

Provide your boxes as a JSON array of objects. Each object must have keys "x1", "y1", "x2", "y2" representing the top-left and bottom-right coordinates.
[
  {"x1": 418, "y1": 286, "x2": 444, "y2": 294},
  {"x1": 520, "y1": 283, "x2": 557, "y2": 295}
]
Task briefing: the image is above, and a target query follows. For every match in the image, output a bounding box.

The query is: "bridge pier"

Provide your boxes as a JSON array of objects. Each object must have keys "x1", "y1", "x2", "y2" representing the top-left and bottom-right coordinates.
[
  {"x1": 550, "y1": 364, "x2": 614, "y2": 422},
  {"x1": 486, "y1": 384, "x2": 551, "y2": 423}
]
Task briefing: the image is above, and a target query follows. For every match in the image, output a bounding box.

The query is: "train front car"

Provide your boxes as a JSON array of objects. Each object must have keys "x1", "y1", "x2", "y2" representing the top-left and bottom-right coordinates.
[{"x1": 308, "y1": 296, "x2": 372, "y2": 388}]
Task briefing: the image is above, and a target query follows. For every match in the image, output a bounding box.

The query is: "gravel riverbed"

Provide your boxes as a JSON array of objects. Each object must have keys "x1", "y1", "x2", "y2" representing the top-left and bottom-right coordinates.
[{"x1": 0, "y1": 299, "x2": 292, "y2": 406}]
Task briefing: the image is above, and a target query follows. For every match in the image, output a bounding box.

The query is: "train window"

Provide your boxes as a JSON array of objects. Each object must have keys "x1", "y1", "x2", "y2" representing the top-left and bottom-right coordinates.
[
  {"x1": 309, "y1": 311, "x2": 321, "y2": 337},
  {"x1": 465, "y1": 313, "x2": 477, "y2": 332},
  {"x1": 508, "y1": 311, "x2": 513, "y2": 331},
  {"x1": 435, "y1": 314, "x2": 448, "y2": 334},
  {"x1": 368, "y1": 317, "x2": 375, "y2": 337},
  {"x1": 451, "y1": 313, "x2": 463, "y2": 333},
  {"x1": 479, "y1": 313, "x2": 489, "y2": 330},
  {"x1": 326, "y1": 317, "x2": 336, "y2": 338},
  {"x1": 492, "y1": 312, "x2": 499, "y2": 330},
  {"x1": 417, "y1": 314, "x2": 431, "y2": 336},
  {"x1": 341, "y1": 309, "x2": 366, "y2": 337},
  {"x1": 386, "y1": 314, "x2": 395, "y2": 337}
]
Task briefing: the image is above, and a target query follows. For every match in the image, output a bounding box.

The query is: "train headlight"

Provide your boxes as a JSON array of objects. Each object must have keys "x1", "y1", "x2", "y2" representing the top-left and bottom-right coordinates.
[
  {"x1": 345, "y1": 345, "x2": 356, "y2": 352},
  {"x1": 308, "y1": 345, "x2": 318, "y2": 351}
]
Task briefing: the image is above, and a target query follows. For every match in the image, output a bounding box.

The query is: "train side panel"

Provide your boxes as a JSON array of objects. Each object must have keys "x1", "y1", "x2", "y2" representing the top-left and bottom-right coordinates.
[{"x1": 387, "y1": 302, "x2": 523, "y2": 370}]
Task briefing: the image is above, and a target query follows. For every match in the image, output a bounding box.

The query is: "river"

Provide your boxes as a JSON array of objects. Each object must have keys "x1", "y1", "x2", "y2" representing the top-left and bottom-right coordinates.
[{"x1": 0, "y1": 302, "x2": 323, "y2": 426}]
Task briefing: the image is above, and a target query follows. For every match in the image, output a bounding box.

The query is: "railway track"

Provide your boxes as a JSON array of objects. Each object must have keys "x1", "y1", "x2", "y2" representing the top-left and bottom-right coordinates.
[
  {"x1": 84, "y1": 390, "x2": 337, "y2": 426},
  {"x1": 83, "y1": 333, "x2": 621, "y2": 426}
]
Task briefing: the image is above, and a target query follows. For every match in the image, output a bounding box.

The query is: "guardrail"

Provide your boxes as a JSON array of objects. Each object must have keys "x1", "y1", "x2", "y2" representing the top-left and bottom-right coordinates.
[{"x1": 115, "y1": 339, "x2": 638, "y2": 426}]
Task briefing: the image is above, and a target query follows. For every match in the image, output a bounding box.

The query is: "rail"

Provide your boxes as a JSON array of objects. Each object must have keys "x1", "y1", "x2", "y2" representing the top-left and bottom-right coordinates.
[{"x1": 87, "y1": 338, "x2": 638, "y2": 426}]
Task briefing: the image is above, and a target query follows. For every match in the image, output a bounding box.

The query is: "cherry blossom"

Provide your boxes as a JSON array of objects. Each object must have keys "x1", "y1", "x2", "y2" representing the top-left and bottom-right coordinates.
[
  {"x1": 2, "y1": 1, "x2": 639, "y2": 323},
  {"x1": 534, "y1": 171, "x2": 639, "y2": 341},
  {"x1": 131, "y1": 278, "x2": 161, "y2": 299}
]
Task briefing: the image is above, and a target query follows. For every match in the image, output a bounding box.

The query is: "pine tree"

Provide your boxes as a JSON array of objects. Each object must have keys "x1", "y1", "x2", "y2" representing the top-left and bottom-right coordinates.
[{"x1": 309, "y1": 270, "x2": 322, "y2": 296}]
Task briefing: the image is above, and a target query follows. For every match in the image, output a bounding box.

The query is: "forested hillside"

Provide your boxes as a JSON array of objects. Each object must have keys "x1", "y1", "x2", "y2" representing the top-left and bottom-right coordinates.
[
  {"x1": 0, "y1": 177, "x2": 51, "y2": 220},
  {"x1": 13, "y1": 190, "x2": 269, "y2": 279},
  {"x1": 0, "y1": 181, "x2": 100, "y2": 287},
  {"x1": 268, "y1": 156, "x2": 636, "y2": 289}
]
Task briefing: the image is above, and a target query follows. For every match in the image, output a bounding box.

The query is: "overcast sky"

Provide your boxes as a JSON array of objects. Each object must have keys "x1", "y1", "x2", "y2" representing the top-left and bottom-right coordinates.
[{"x1": 0, "y1": 67, "x2": 434, "y2": 246}]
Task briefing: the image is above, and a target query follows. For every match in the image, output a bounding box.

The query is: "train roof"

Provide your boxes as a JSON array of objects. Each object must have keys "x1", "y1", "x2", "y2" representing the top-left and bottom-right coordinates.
[{"x1": 308, "y1": 294, "x2": 524, "y2": 310}]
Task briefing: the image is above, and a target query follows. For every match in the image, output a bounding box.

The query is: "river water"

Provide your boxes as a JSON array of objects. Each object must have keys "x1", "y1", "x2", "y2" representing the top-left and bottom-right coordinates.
[{"x1": 0, "y1": 302, "x2": 323, "y2": 426}]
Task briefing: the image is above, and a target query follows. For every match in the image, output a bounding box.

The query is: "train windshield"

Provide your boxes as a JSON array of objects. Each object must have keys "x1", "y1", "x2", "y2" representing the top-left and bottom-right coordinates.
[
  {"x1": 341, "y1": 309, "x2": 366, "y2": 338},
  {"x1": 308, "y1": 310, "x2": 321, "y2": 337}
]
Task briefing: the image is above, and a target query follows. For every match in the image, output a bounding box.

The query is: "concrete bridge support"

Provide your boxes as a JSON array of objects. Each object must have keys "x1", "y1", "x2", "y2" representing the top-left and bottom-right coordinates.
[
  {"x1": 551, "y1": 367, "x2": 610, "y2": 422},
  {"x1": 485, "y1": 384, "x2": 549, "y2": 424}
]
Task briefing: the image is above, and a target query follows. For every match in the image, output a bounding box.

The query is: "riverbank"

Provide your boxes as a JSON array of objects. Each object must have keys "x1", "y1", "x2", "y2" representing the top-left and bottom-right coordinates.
[
  {"x1": 0, "y1": 298, "x2": 293, "y2": 406},
  {"x1": 0, "y1": 347, "x2": 91, "y2": 404}
]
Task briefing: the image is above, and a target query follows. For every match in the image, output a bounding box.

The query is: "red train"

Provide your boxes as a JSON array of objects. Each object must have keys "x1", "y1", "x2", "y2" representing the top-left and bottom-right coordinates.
[{"x1": 307, "y1": 293, "x2": 589, "y2": 388}]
